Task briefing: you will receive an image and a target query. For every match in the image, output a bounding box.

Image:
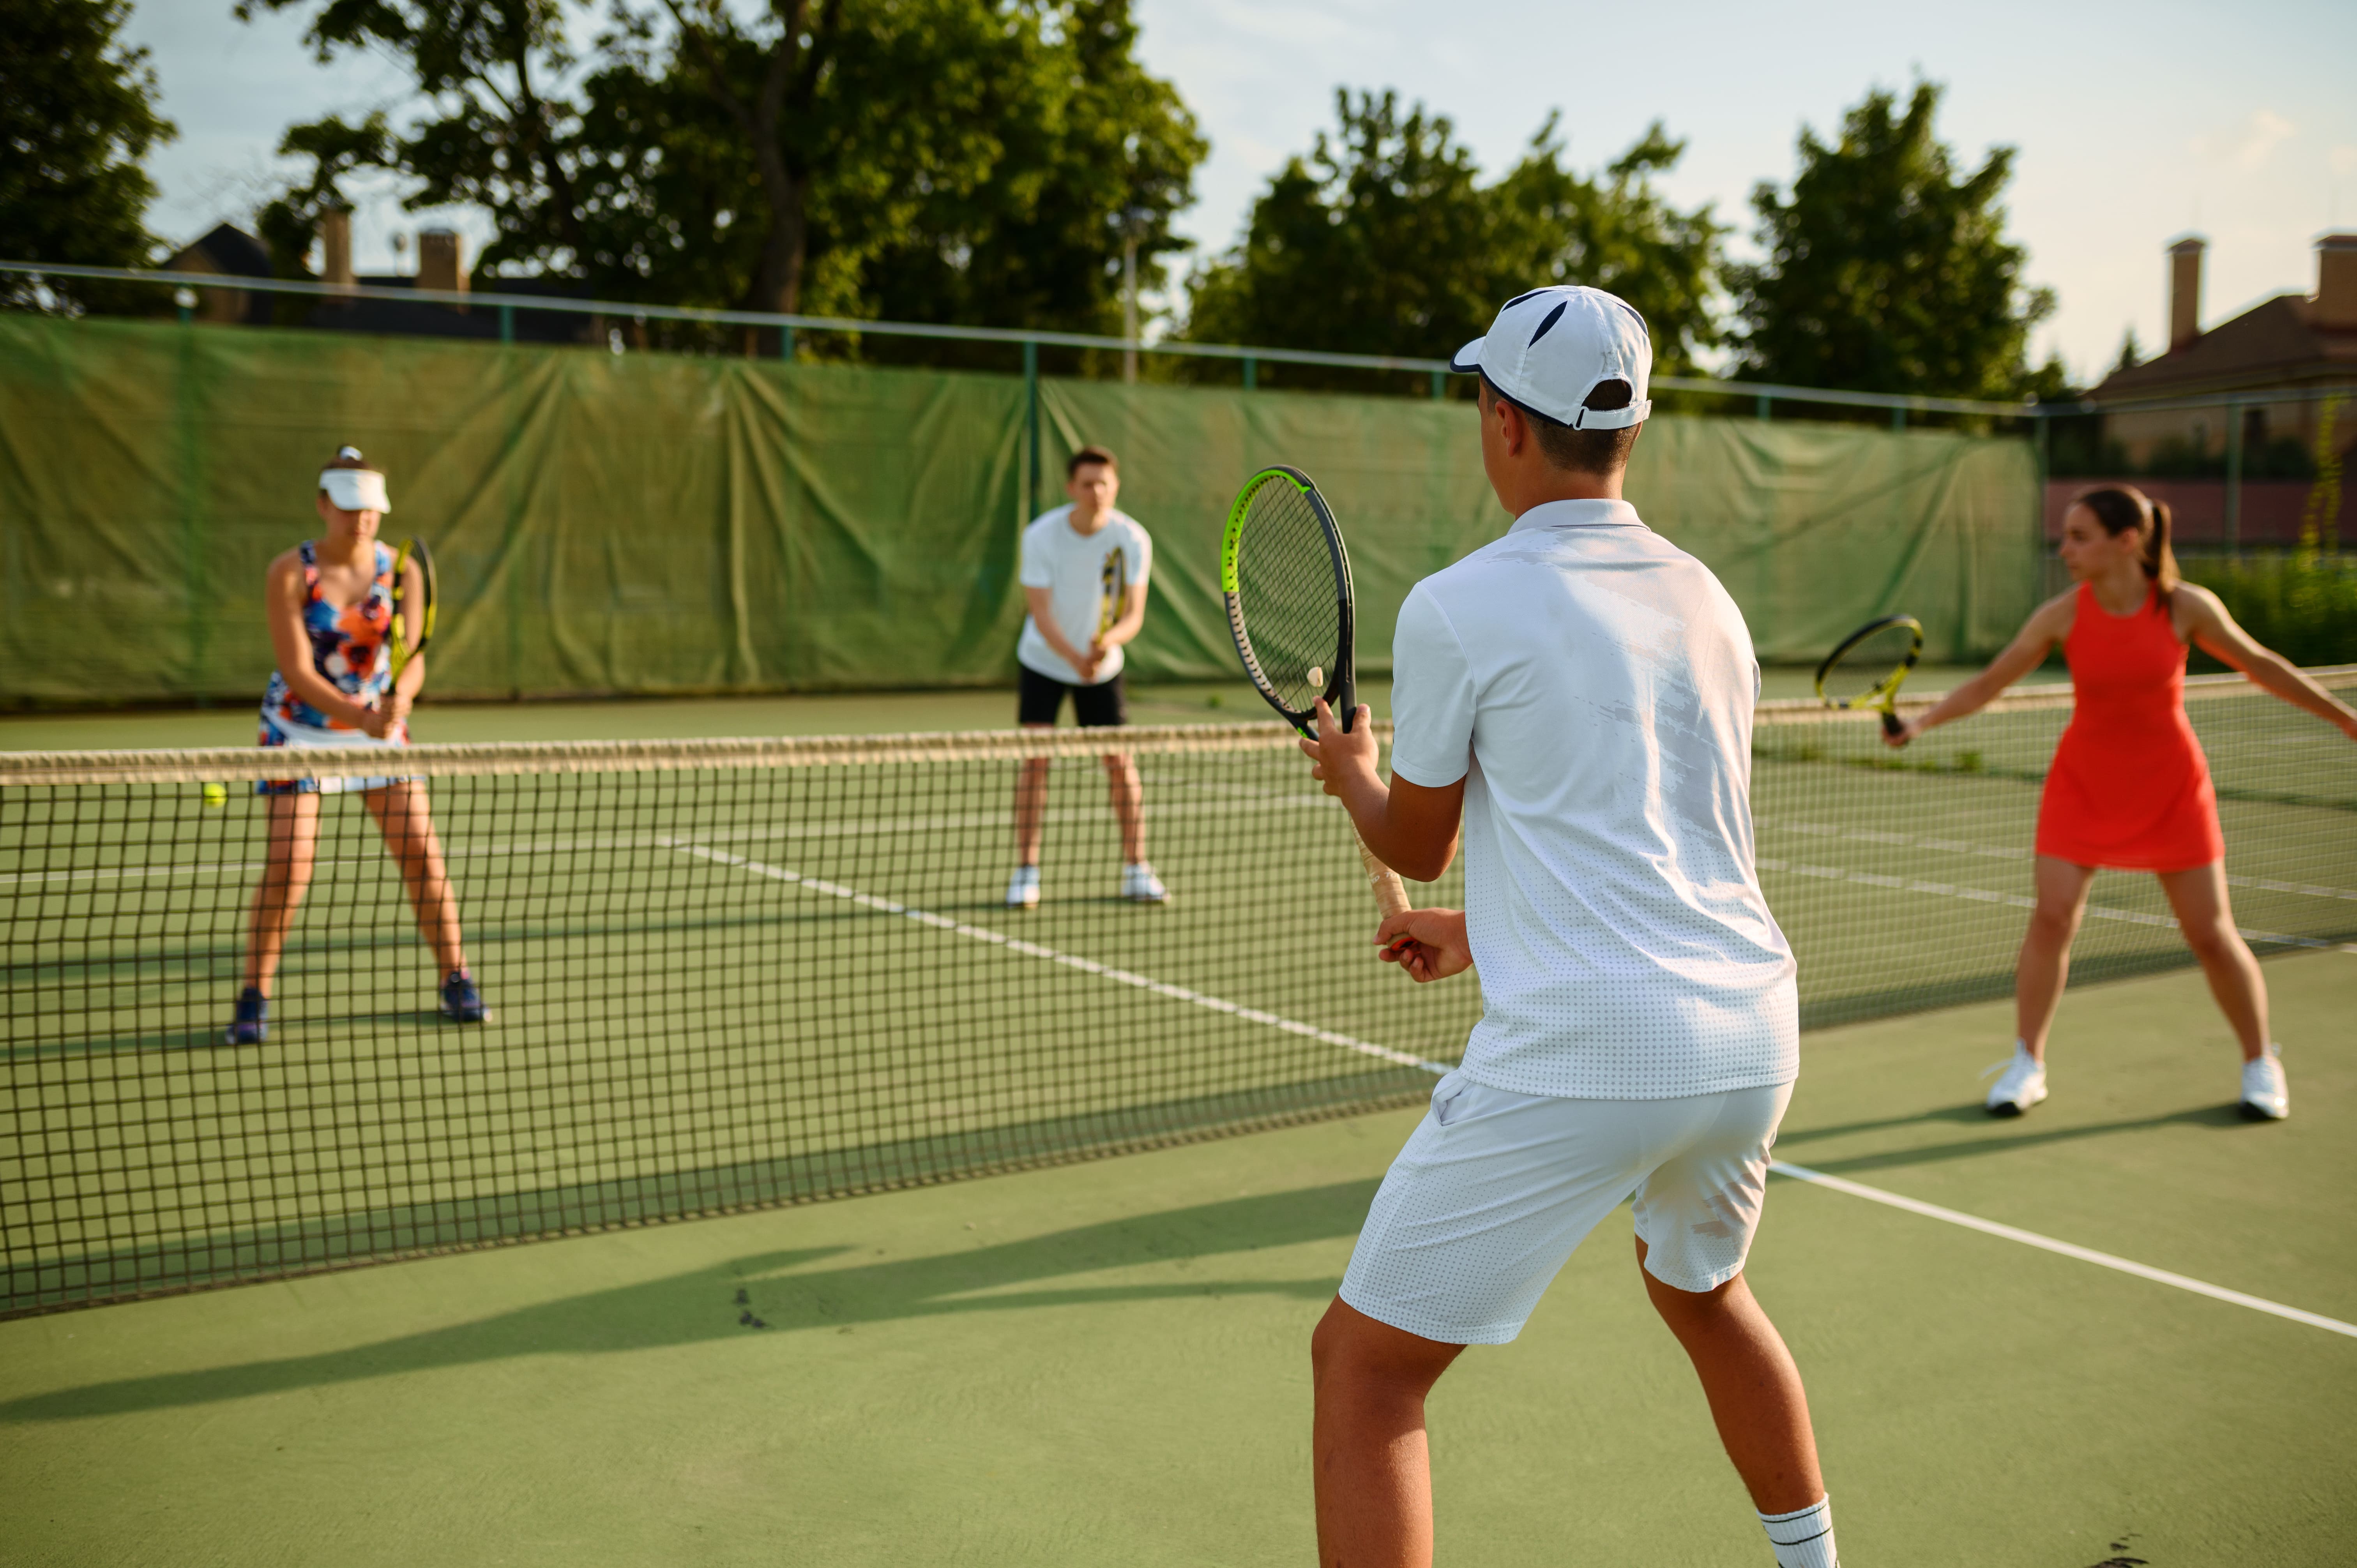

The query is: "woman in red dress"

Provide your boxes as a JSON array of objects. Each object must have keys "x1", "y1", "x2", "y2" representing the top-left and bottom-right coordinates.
[{"x1": 1894, "y1": 484, "x2": 2357, "y2": 1120}]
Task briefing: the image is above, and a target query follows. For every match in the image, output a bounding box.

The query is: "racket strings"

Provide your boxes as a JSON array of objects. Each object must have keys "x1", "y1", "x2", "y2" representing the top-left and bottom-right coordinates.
[
  {"x1": 1823, "y1": 623, "x2": 1919, "y2": 705},
  {"x1": 1234, "y1": 483, "x2": 1342, "y2": 715}
]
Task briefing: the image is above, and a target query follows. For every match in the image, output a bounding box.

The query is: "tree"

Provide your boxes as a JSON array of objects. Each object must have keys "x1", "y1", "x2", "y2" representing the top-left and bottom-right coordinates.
[
  {"x1": 246, "y1": 0, "x2": 1201, "y2": 356},
  {"x1": 1730, "y1": 81, "x2": 2057, "y2": 403},
  {"x1": 1181, "y1": 91, "x2": 1719, "y2": 390},
  {"x1": 238, "y1": 0, "x2": 598, "y2": 283},
  {"x1": 0, "y1": 0, "x2": 176, "y2": 312}
]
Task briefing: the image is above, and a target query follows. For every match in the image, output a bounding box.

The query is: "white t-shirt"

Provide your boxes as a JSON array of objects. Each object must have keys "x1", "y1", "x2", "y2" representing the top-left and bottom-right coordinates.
[
  {"x1": 1016, "y1": 505, "x2": 1153, "y2": 685},
  {"x1": 1387, "y1": 498, "x2": 1798, "y2": 1101}
]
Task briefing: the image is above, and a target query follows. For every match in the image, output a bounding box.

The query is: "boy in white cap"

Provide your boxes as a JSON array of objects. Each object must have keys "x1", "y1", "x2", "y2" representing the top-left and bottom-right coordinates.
[{"x1": 1299, "y1": 287, "x2": 1837, "y2": 1567}]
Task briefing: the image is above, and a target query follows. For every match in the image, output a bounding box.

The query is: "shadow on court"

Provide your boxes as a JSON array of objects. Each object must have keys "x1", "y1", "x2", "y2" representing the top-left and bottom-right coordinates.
[
  {"x1": 1776, "y1": 1100, "x2": 2254, "y2": 1176},
  {"x1": 0, "y1": 1179, "x2": 1377, "y2": 1425}
]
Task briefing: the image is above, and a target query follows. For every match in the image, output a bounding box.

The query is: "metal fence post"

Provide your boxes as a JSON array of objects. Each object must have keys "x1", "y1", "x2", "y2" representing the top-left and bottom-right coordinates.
[
  {"x1": 779, "y1": 323, "x2": 794, "y2": 360},
  {"x1": 2223, "y1": 401, "x2": 2243, "y2": 557},
  {"x1": 1891, "y1": 405, "x2": 1906, "y2": 433},
  {"x1": 1756, "y1": 394, "x2": 1771, "y2": 420},
  {"x1": 1430, "y1": 369, "x2": 1444, "y2": 400},
  {"x1": 498, "y1": 304, "x2": 514, "y2": 344},
  {"x1": 1024, "y1": 339, "x2": 1040, "y2": 523},
  {"x1": 2034, "y1": 407, "x2": 2053, "y2": 598},
  {"x1": 1242, "y1": 355, "x2": 1257, "y2": 391}
]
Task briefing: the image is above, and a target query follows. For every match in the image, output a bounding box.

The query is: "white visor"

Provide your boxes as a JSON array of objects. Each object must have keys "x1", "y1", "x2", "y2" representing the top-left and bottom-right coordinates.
[{"x1": 320, "y1": 468, "x2": 391, "y2": 514}]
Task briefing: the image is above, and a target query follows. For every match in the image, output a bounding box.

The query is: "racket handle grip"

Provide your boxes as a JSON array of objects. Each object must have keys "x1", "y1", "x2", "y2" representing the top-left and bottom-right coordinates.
[
  {"x1": 1354, "y1": 830, "x2": 1413, "y2": 921},
  {"x1": 1880, "y1": 708, "x2": 1906, "y2": 740}
]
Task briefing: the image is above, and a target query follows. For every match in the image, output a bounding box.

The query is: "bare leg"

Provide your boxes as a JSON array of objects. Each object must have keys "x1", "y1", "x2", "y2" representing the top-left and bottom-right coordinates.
[
  {"x1": 2157, "y1": 862, "x2": 2267, "y2": 1060},
  {"x1": 363, "y1": 782, "x2": 467, "y2": 975},
  {"x1": 1013, "y1": 724, "x2": 1053, "y2": 868},
  {"x1": 1309, "y1": 1297, "x2": 1465, "y2": 1568},
  {"x1": 1637, "y1": 1238, "x2": 1825, "y2": 1514},
  {"x1": 241, "y1": 792, "x2": 320, "y2": 995},
  {"x1": 1102, "y1": 751, "x2": 1145, "y2": 864},
  {"x1": 2015, "y1": 855, "x2": 2097, "y2": 1059}
]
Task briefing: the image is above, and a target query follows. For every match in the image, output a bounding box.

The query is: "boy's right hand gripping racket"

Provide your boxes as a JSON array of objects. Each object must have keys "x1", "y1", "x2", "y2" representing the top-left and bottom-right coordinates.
[
  {"x1": 1816, "y1": 613, "x2": 1922, "y2": 740},
  {"x1": 1221, "y1": 465, "x2": 1413, "y2": 932}
]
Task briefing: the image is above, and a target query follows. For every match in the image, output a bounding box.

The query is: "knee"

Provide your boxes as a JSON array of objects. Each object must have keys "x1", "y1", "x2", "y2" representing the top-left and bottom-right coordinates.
[
  {"x1": 2027, "y1": 904, "x2": 2081, "y2": 945},
  {"x1": 2181, "y1": 919, "x2": 2240, "y2": 963}
]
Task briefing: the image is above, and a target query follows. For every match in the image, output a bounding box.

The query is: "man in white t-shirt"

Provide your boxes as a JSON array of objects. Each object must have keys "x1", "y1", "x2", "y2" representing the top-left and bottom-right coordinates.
[
  {"x1": 1299, "y1": 287, "x2": 1839, "y2": 1568},
  {"x1": 1006, "y1": 445, "x2": 1164, "y2": 907}
]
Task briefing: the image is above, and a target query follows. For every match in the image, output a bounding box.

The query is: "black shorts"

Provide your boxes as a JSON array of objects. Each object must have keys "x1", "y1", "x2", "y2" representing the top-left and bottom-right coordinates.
[{"x1": 1017, "y1": 664, "x2": 1127, "y2": 727}]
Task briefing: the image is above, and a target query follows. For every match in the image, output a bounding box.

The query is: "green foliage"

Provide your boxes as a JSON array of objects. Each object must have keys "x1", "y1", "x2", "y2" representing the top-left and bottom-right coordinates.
[
  {"x1": 0, "y1": 0, "x2": 176, "y2": 313},
  {"x1": 242, "y1": 0, "x2": 1202, "y2": 354},
  {"x1": 2187, "y1": 555, "x2": 2357, "y2": 669},
  {"x1": 1180, "y1": 90, "x2": 1721, "y2": 390},
  {"x1": 1731, "y1": 82, "x2": 2053, "y2": 403}
]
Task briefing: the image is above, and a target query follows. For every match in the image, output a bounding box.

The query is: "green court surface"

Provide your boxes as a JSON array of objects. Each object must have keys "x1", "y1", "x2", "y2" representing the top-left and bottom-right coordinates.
[{"x1": 2, "y1": 952, "x2": 2350, "y2": 1566}]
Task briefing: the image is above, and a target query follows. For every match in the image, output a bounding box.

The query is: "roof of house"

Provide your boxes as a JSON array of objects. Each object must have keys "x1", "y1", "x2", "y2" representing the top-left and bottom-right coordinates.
[
  {"x1": 166, "y1": 223, "x2": 273, "y2": 279},
  {"x1": 2093, "y1": 292, "x2": 2357, "y2": 403}
]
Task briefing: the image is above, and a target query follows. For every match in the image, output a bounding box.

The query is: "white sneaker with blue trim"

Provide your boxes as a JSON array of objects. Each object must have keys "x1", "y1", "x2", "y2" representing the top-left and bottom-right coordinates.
[
  {"x1": 1121, "y1": 862, "x2": 1167, "y2": 902},
  {"x1": 1005, "y1": 865, "x2": 1040, "y2": 908},
  {"x1": 2240, "y1": 1043, "x2": 2288, "y2": 1121}
]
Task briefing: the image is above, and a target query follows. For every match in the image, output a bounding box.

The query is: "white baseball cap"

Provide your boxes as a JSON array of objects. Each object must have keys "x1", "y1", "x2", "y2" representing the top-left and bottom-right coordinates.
[
  {"x1": 318, "y1": 446, "x2": 391, "y2": 513},
  {"x1": 1450, "y1": 285, "x2": 1653, "y2": 430}
]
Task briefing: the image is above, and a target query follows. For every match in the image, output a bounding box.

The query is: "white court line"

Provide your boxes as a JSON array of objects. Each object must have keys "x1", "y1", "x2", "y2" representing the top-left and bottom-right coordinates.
[
  {"x1": 675, "y1": 837, "x2": 2355, "y2": 1338},
  {"x1": 1755, "y1": 855, "x2": 2357, "y2": 956},
  {"x1": 1771, "y1": 1160, "x2": 2357, "y2": 1339},
  {"x1": 665, "y1": 840, "x2": 1455, "y2": 1077}
]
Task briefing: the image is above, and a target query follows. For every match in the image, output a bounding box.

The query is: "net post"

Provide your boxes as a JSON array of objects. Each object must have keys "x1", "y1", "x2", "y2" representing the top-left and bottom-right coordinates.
[
  {"x1": 1024, "y1": 338, "x2": 1041, "y2": 522},
  {"x1": 1242, "y1": 355, "x2": 1257, "y2": 391},
  {"x1": 2224, "y1": 400, "x2": 2243, "y2": 558}
]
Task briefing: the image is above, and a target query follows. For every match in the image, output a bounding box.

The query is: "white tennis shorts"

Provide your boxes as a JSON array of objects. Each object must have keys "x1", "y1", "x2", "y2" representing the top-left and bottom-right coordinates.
[{"x1": 1339, "y1": 1072, "x2": 1794, "y2": 1345}]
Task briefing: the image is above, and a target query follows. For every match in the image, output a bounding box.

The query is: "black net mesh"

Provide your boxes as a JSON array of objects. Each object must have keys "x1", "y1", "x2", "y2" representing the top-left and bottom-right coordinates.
[{"x1": 6, "y1": 669, "x2": 2354, "y2": 1315}]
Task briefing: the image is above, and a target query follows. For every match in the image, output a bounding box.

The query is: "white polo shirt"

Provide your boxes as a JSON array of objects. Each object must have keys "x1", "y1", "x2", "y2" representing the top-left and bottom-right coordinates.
[
  {"x1": 1388, "y1": 498, "x2": 1797, "y2": 1101},
  {"x1": 1016, "y1": 506, "x2": 1152, "y2": 685}
]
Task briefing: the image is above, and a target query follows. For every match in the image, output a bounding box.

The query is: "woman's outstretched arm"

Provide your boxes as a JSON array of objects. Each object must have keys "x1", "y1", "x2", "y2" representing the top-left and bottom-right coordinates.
[
  {"x1": 1888, "y1": 592, "x2": 2076, "y2": 745},
  {"x1": 2180, "y1": 585, "x2": 2357, "y2": 739}
]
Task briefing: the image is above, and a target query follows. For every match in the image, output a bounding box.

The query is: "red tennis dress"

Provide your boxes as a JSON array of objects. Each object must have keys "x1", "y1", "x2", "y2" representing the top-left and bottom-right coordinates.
[{"x1": 2035, "y1": 582, "x2": 2223, "y2": 871}]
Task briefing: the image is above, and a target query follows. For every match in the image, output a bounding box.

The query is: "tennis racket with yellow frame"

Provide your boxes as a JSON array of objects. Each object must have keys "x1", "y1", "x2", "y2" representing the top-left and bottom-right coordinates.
[
  {"x1": 388, "y1": 536, "x2": 438, "y2": 680},
  {"x1": 1815, "y1": 613, "x2": 1922, "y2": 739}
]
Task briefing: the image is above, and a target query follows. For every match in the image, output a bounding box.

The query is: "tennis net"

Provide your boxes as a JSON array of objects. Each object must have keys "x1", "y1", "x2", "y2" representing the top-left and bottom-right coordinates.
[{"x1": 5, "y1": 668, "x2": 2354, "y2": 1314}]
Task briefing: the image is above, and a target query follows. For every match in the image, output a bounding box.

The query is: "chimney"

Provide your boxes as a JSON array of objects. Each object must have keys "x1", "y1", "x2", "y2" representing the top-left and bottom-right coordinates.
[
  {"x1": 2167, "y1": 235, "x2": 2205, "y2": 352},
  {"x1": 319, "y1": 208, "x2": 354, "y2": 291},
  {"x1": 2318, "y1": 234, "x2": 2357, "y2": 330},
  {"x1": 417, "y1": 228, "x2": 467, "y2": 306}
]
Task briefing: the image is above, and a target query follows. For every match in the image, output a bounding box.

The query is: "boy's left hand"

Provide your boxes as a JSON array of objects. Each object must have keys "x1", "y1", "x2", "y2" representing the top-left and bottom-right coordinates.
[{"x1": 1299, "y1": 696, "x2": 1379, "y2": 796}]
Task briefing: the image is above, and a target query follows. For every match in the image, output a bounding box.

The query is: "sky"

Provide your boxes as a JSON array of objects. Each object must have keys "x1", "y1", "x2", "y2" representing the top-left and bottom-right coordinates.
[{"x1": 122, "y1": 0, "x2": 2357, "y2": 384}]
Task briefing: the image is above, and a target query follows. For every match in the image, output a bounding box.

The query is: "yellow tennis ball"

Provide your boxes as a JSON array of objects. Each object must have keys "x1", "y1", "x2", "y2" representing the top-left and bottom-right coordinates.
[{"x1": 202, "y1": 783, "x2": 227, "y2": 808}]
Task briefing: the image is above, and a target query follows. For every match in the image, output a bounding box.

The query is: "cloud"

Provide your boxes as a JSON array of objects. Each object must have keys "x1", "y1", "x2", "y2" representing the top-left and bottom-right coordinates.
[{"x1": 2193, "y1": 109, "x2": 2297, "y2": 170}]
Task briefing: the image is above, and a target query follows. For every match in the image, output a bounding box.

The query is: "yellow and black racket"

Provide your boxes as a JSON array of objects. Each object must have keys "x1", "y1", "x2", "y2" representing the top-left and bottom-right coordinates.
[
  {"x1": 388, "y1": 536, "x2": 438, "y2": 679},
  {"x1": 1098, "y1": 544, "x2": 1128, "y2": 641},
  {"x1": 1221, "y1": 465, "x2": 1412, "y2": 934},
  {"x1": 1815, "y1": 613, "x2": 1922, "y2": 740}
]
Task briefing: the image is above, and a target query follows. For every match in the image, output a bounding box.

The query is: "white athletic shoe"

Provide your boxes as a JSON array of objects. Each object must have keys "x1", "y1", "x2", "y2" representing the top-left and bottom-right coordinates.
[
  {"x1": 1120, "y1": 862, "x2": 1168, "y2": 902},
  {"x1": 2239, "y1": 1043, "x2": 2289, "y2": 1121},
  {"x1": 1005, "y1": 865, "x2": 1040, "y2": 908},
  {"x1": 1982, "y1": 1042, "x2": 2048, "y2": 1117}
]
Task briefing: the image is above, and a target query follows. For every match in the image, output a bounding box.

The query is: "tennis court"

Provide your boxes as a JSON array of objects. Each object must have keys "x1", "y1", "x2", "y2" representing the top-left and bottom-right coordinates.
[
  {"x1": 4, "y1": 674, "x2": 2354, "y2": 1563},
  {"x1": 0, "y1": 949, "x2": 2350, "y2": 1564}
]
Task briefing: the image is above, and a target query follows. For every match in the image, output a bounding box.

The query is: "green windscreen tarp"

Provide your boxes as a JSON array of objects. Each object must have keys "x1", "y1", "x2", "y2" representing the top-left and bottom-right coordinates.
[{"x1": 0, "y1": 316, "x2": 2037, "y2": 707}]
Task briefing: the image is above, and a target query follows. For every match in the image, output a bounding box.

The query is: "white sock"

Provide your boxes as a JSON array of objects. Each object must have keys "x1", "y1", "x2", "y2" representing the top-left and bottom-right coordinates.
[{"x1": 1758, "y1": 1496, "x2": 1837, "y2": 1568}]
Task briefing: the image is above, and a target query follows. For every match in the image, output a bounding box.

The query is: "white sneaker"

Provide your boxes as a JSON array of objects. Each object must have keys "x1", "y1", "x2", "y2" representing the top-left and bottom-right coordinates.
[
  {"x1": 1005, "y1": 865, "x2": 1039, "y2": 908},
  {"x1": 1982, "y1": 1042, "x2": 2048, "y2": 1117},
  {"x1": 2240, "y1": 1043, "x2": 2288, "y2": 1121},
  {"x1": 1120, "y1": 862, "x2": 1167, "y2": 902}
]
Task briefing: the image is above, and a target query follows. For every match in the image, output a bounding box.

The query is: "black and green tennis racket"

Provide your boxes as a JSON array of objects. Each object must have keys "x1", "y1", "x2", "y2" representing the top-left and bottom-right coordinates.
[
  {"x1": 388, "y1": 536, "x2": 438, "y2": 680},
  {"x1": 1221, "y1": 465, "x2": 1412, "y2": 930},
  {"x1": 1816, "y1": 613, "x2": 1922, "y2": 739}
]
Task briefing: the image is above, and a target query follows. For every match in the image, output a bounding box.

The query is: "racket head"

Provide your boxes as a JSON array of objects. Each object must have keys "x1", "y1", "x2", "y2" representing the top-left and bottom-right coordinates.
[
  {"x1": 1221, "y1": 466, "x2": 1357, "y2": 733},
  {"x1": 1814, "y1": 613, "x2": 1922, "y2": 713},
  {"x1": 389, "y1": 537, "x2": 438, "y2": 677}
]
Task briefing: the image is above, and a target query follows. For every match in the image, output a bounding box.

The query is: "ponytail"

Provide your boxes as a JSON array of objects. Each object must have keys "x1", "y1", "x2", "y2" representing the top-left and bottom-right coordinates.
[{"x1": 2071, "y1": 484, "x2": 2177, "y2": 612}]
